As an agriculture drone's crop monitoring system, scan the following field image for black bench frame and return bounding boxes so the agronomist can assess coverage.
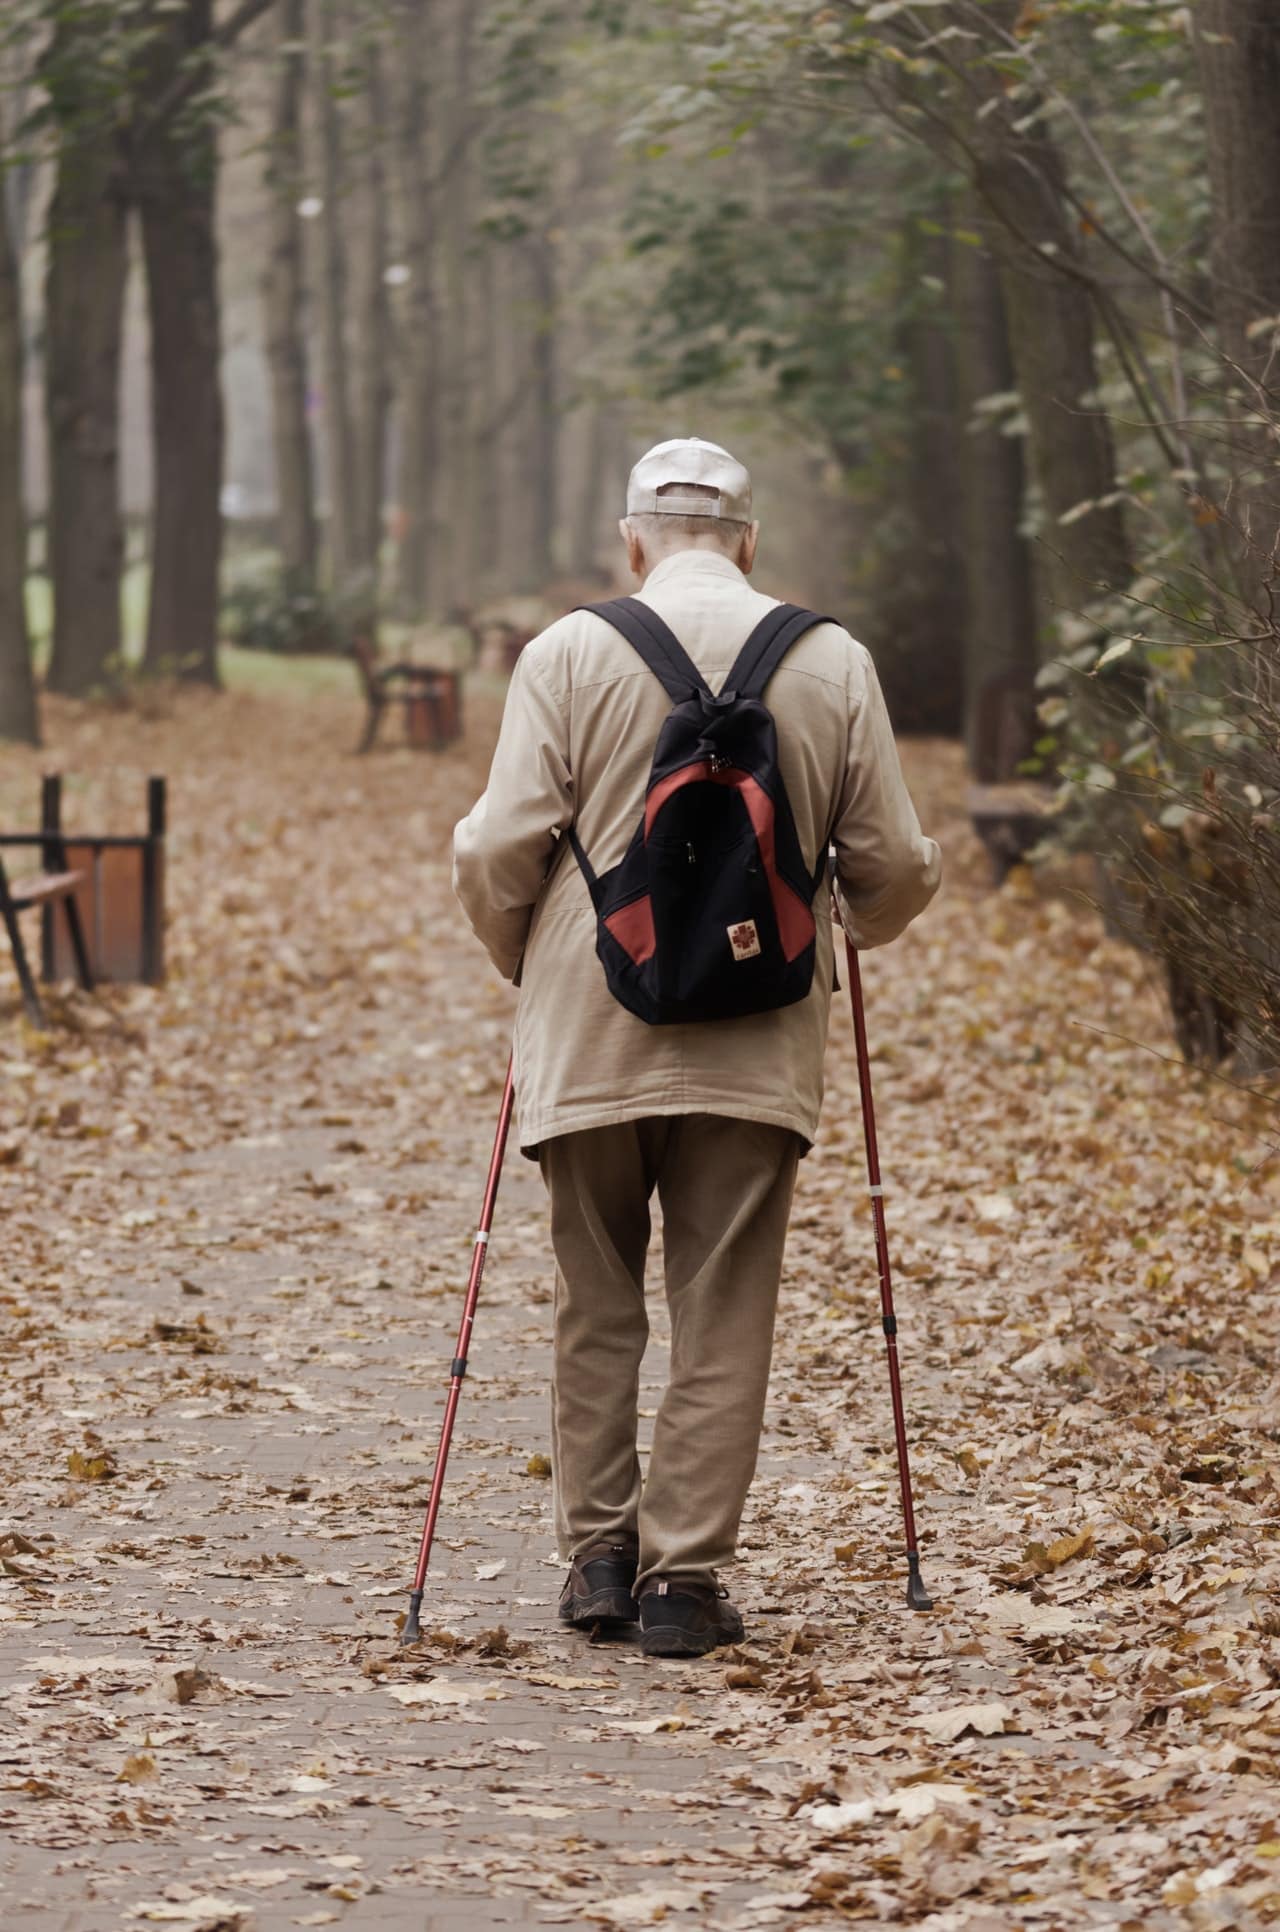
[0,781,95,1025]
[351,637,464,753]
[0,774,167,1023]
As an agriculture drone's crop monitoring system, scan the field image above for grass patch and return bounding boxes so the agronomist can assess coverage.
[220,646,360,701]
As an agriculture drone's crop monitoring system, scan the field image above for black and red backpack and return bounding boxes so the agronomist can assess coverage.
[567,595,829,1027]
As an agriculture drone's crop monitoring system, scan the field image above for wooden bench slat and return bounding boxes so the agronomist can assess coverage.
[8,870,84,910]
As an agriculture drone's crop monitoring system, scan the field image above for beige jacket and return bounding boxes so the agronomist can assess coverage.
[453,550,940,1155]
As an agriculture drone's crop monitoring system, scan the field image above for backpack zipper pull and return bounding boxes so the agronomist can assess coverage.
[686,841,696,866]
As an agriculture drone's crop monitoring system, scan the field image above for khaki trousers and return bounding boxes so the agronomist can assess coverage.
[538,1114,800,1589]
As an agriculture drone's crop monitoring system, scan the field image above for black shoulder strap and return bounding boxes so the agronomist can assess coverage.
[725,603,828,702]
[577,597,712,704]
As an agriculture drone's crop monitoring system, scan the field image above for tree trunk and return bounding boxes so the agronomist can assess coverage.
[263,0,318,597]
[0,161,37,743]
[434,0,475,614]
[463,232,498,603]
[974,136,1131,631]
[134,0,224,687]
[503,232,558,592]
[492,242,526,588]
[892,5,1132,634]
[390,0,439,618]
[865,212,965,739]
[1195,0,1280,608]
[44,118,128,697]
[953,227,1039,780]
[350,31,393,632]
[570,397,617,581]
[527,230,558,587]
[313,0,358,602]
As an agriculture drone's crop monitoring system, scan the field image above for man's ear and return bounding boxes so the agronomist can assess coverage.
[739,521,760,576]
[620,518,646,583]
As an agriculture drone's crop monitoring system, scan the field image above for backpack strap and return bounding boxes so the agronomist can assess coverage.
[566,826,600,904]
[725,603,828,702]
[578,597,712,704]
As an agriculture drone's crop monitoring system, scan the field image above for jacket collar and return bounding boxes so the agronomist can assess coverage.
[641,549,747,592]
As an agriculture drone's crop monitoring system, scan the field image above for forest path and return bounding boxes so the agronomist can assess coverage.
[1,681,1279,1931]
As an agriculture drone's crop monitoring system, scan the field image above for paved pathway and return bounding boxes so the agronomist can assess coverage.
[3,688,1278,1930]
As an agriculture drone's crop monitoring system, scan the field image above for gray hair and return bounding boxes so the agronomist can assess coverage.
[622,481,749,559]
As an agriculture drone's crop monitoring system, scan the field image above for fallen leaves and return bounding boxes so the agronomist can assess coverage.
[385,1677,507,1706]
[151,1315,220,1352]
[159,1666,216,1705]
[605,1714,688,1734]
[128,1900,248,1929]
[912,1701,1014,1743]
[1004,1522,1095,1584]
[3,705,1280,1929]
[803,1781,977,1831]
[583,1885,709,1926]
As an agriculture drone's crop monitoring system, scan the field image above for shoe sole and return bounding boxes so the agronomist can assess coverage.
[639,1621,741,1658]
[559,1586,638,1628]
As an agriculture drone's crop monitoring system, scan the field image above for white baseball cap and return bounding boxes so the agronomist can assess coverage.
[625,436,753,523]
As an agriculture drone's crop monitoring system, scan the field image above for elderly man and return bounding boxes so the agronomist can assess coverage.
[454,437,939,1657]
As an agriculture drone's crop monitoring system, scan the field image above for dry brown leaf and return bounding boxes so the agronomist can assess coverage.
[912,1701,1013,1743]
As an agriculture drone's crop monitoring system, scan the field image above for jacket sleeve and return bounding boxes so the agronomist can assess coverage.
[831,643,941,949]
[453,646,573,980]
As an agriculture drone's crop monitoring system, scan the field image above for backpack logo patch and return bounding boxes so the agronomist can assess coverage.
[727,920,761,962]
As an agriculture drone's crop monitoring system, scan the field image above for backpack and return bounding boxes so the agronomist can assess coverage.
[567,595,829,1027]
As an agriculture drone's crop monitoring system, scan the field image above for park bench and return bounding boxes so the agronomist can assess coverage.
[0,858,92,1026]
[351,636,464,754]
[0,775,166,1025]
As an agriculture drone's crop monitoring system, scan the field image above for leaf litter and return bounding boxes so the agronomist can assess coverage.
[0,690,1278,1925]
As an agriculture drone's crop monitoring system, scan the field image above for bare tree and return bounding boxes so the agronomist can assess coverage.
[1195,1,1280,613]
[43,7,128,698]
[134,0,225,685]
[312,0,358,602]
[350,21,393,630]
[953,218,1038,780]
[263,0,319,597]
[390,0,439,619]
[0,115,36,743]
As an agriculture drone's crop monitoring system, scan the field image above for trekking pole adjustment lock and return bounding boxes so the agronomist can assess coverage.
[451,1357,468,1379]
[882,1314,897,1339]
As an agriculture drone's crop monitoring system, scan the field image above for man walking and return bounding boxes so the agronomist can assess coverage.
[453,437,939,1656]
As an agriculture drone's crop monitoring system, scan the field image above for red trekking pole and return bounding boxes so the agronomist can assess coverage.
[402,1059,516,1644]
[844,937,933,1612]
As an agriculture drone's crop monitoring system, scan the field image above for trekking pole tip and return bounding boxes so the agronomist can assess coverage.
[402,1590,425,1646]
[906,1553,934,1612]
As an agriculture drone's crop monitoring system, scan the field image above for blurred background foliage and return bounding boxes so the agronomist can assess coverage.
[2,1,1280,1070]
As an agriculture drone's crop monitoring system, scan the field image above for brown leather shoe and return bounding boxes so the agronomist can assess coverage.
[637,1575,745,1657]
[558,1539,639,1627]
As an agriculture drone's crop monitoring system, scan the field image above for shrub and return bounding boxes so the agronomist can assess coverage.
[221,572,339,655]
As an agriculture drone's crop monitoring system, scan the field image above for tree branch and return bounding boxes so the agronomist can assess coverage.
[215,0,280,53]
[140,0,279,137]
